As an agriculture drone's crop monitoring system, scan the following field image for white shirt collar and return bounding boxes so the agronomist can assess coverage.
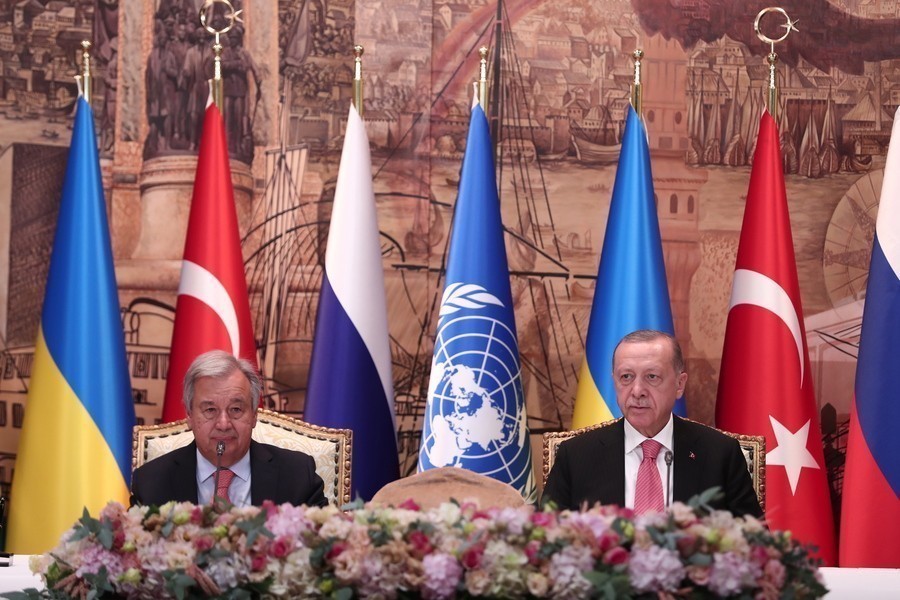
[197,446,252,483]
[624,413,674,455]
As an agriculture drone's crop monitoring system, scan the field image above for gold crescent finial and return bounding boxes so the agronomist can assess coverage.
[754,8,797,119]
[199,0,244,111]
[77,40,92,104]
[631,49,644,116]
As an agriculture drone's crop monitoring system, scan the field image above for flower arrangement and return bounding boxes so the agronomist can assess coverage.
[13,493,825,599]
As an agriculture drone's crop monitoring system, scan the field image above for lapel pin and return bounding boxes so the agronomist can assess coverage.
[689,451,696,460]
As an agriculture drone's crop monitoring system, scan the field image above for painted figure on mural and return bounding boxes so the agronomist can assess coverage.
[221,29,260,159]
[143,0,255,161]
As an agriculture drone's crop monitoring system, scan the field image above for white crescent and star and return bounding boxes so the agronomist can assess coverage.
[766,416,820,495]
[177,260,241,356]
[728,269,820,494]
[728,269,805,383]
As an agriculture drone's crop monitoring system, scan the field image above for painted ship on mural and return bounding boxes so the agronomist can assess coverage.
[683,37,893,176]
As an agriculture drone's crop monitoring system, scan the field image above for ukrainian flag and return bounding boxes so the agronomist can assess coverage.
[572,106,683,429]
[7,96,135,554]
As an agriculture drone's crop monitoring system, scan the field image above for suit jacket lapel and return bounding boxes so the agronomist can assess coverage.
[672,417,700,504]
[249,440,277,505]
[601,420,626,507]
[172,442,200,503]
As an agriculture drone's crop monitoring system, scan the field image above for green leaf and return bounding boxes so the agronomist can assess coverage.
[583,570,633,600]
[334,588,354,600]
[235,509,274,546]
[163,569,196,600]
[2,591,44,600]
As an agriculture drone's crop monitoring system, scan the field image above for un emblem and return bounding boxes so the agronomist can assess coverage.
[419,284,534,498]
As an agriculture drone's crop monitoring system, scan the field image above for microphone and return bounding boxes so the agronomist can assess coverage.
[664,451,673,508]
[212,441,225,506]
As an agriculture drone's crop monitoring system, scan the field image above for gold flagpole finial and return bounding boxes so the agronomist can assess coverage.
[754,7,798,119]
[478,46,489,108]
[200,0,243,112]
[353,45,364,117]
[631,49,644,116]
[76,40,92,104]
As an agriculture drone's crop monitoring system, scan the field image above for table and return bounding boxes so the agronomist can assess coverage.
[819,567,900,598]
[0,560,897,597]
[0,555,42,595]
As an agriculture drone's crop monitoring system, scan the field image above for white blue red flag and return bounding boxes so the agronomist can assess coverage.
[418,101,536,502]
[305,103,398,501]
[840,107,900,567]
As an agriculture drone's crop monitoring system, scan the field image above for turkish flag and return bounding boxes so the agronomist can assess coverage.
[162,103,258,422]
[716,112,836,565]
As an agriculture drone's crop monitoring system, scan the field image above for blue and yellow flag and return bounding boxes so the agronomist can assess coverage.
[418,102,535,502]
[572,106,684,429]
[7,97,135,554]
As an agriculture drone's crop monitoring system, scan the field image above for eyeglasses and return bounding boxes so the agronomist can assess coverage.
[195,403,253,422]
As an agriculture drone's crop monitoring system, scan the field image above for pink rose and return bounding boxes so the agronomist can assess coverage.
[261,500,278,514]
[327,541,348,561]
[524,540,542,565]
[531,512,555,528]
[461,544,484,569]
[408,530,433,557]
[763,559,786,588]
[398,498,421,511]
[270,536,291,559]
[603,546,629,566]
[112,529,126,551]
[676,534,698,557]
[193,535,216,552]
[598,531,620,553]
[251,553,268,572]
[190,506,204,524]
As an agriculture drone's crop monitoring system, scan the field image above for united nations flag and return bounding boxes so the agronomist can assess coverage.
[418,101,536,502]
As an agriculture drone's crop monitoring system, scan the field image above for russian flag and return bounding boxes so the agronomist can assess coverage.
[840,107,900,567]
[305,103,399,501]
[7,97,135,553]
[572,106,684,429]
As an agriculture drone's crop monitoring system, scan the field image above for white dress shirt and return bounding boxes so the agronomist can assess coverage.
[623,414,675,509]
[196,448,252,507]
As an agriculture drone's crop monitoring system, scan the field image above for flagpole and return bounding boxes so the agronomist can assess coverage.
[75,40,92,104]
[753,7,799,119]
[631,49,643,116]
[478,46,489,109]
[353,45,365,116]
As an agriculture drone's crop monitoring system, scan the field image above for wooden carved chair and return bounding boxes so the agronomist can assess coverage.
[133,408,352,506]
[542,419,766,512]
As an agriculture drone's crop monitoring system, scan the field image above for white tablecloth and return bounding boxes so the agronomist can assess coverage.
[819,567,900,598]
[0,556,42,596]
[0,559,897,597]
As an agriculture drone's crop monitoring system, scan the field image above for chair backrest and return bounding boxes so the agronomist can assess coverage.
[133,409,352,506]
[370,466,526,510]
[542,419,766,512]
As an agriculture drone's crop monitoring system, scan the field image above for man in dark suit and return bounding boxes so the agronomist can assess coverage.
[543,330,761,517]
[131,350,327,508]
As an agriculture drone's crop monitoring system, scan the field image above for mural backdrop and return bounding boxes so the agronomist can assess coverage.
[0,0,891,530]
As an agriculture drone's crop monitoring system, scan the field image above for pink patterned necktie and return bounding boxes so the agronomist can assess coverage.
[634,439,665,515]
[215,468,235,504]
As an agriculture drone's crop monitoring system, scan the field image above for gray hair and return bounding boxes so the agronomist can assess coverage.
[182,350,263,413]
[613,329,685,374]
